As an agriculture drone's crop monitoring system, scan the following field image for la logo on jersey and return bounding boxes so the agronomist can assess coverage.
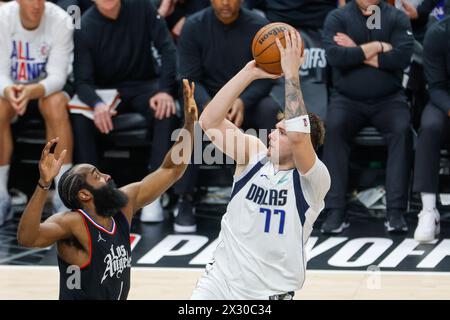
[10,40,49,83]
[101,244,131,284]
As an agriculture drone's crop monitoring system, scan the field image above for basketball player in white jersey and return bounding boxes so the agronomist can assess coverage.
[192,29,331,300]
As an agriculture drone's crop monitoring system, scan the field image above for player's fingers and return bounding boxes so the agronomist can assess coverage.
[191,82,195,96]
[56,149,67,165]
[290,29,299,50]
[296,30,302,51]
[182,78,190,96]
[275,38,284,54]
[284,30,291,49]
[41,141,51,159]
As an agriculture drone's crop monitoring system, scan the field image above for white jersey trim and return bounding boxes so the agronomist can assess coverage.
[233,151,268,182]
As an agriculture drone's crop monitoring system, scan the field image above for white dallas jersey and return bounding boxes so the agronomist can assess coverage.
[212,152,330,299]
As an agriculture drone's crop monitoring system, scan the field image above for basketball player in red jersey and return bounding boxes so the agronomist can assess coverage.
[17,79,198,300]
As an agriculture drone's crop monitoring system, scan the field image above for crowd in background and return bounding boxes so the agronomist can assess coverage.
[0,0,449,242]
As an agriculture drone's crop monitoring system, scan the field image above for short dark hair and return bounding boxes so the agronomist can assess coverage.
[57,167,88,210]
[277,112,325,151]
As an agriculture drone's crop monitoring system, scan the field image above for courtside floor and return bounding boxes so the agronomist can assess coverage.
[1,206,450,299]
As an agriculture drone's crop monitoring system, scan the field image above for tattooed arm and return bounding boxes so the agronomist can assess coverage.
[276,30,317,174]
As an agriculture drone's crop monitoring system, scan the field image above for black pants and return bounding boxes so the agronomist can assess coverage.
[413,103,450,193]
[72,82,178,172]
[173,86,280,195]
[322,91,412,211]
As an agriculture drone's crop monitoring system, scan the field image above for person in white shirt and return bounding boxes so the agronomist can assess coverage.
[0,0,74,224]
[193,29,331,300]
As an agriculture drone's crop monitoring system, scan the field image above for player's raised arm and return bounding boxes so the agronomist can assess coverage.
[121,80,197,219]
[17,138,74,248]
[276,29,316,174]
[198,61,279,169]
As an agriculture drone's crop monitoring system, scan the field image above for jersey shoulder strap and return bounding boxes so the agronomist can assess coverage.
[292,169,310,227]
[230,155,269,200]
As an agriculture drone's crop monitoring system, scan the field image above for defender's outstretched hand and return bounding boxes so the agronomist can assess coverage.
[182,78,198,125]
[38,137,67,186]
[275,29,305,78]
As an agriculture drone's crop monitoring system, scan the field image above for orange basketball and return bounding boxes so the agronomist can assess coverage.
[252,22,303,75]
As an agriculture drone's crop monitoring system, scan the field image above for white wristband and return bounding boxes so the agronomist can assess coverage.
[285,115,310,133]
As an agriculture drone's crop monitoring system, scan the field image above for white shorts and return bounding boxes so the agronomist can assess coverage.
[191,263,236,300]
[191,263,295,300]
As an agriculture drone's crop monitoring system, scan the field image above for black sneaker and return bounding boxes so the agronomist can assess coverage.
[321,209,349,234]
[385,210,408,233]
[174,196,197,233]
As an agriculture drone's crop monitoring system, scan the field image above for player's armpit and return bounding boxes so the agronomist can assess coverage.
[201,119,267,167]
[18,211,75,248]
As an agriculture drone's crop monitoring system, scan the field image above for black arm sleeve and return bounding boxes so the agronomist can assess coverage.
[322,10,366,68]
[148,1,177,94]
[73,30,103,107]
[378,12,414,71]
[423,23,450,114]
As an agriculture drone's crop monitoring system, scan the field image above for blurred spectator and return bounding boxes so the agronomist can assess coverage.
[0,0,74,222]
[321,0,414,234]
[153,0,210,38]
[412,16,450,242]
[396,0,447,42]
[175,0,278,232]
[245,0,340,120]
[73,0,178,223]
[245,0,339,29]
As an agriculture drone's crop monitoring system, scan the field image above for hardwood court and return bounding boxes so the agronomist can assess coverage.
[0,266,449,300]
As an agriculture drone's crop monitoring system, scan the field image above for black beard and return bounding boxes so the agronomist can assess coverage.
[85,180,128,217]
